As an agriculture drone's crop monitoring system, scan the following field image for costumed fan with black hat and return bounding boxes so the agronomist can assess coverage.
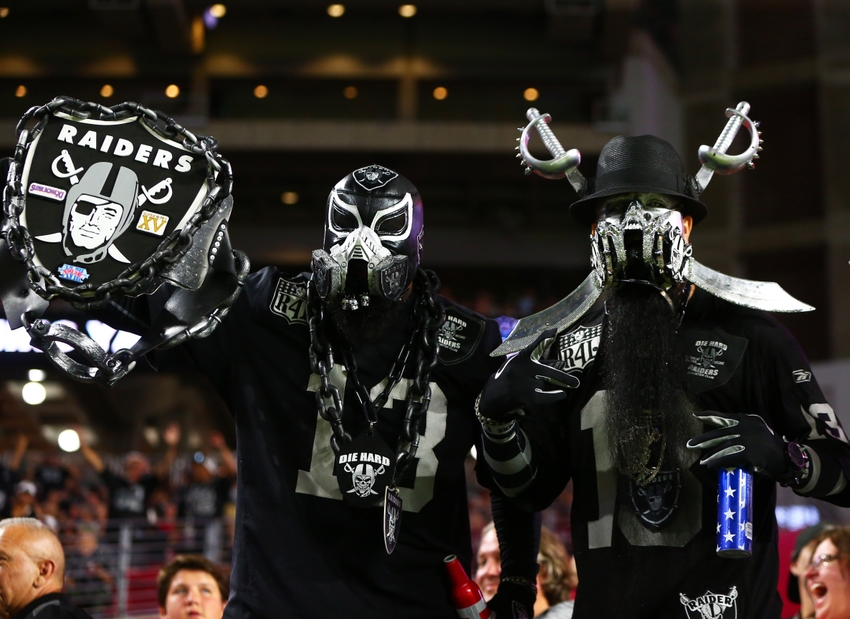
[475,105,850,619]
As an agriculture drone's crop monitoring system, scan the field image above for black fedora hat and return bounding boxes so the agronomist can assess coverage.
[569,135,708,226]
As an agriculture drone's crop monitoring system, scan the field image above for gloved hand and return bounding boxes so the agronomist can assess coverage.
[487,579,537,619]
[687,411,788,479]
[478,329,579,422]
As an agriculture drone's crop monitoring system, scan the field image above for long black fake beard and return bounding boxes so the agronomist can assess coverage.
[601,283,695,482]
[325,294,412,349]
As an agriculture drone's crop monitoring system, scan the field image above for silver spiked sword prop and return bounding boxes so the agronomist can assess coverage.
[494,102,812,357]
[694,101,763,191]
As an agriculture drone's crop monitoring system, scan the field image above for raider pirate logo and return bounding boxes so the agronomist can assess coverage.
[629,469,681,528]
[352,165,398,191]
[21,111,208,288]
[333,432,396,508]
[679,586,738,619]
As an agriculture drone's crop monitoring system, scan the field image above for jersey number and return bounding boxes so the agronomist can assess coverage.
[296,369,447,513]
[581,390,701,549]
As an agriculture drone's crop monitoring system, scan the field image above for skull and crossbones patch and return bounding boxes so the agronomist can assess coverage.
[333,432,396,508]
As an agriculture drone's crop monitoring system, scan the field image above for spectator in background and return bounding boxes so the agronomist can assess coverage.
[179,430,237,556]
[0,517,92,619]
[805,525,850,619]
[35,454,70,500]
[475,522,502,603]
[180,430,237,523]
[78,424,179,522]
[64,525,114,617]
[475,522,577,618]
[0,435,28,519]
[535,527,577,619]
[157,555,228,619]
[789,523,835,619]
[10,481,38,519]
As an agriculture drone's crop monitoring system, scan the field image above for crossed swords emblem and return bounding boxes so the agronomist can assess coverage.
[36,150,175,264]
[51,149,175,206]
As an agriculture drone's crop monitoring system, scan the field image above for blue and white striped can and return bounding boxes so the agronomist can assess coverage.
[716,467,753,558]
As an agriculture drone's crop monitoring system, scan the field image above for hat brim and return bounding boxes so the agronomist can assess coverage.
[570,185,708,226]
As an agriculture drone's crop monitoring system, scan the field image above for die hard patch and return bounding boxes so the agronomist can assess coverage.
[681,329,747,394]
[437,309,485,365]
[556,323,601,372]
[269,278,307,325]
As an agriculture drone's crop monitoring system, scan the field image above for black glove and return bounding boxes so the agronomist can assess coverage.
[487,579,537,619]
[687,411,789,479]
[478,329,579,422]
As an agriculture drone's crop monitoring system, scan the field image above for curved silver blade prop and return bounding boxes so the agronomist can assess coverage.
[687,261,813,313]
[0,96,248,385]
[695,101,763,190]
[493,272,600,356]
[495,102,811,357]
[518,107,586,194]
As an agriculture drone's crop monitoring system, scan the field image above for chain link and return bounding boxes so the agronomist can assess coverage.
[395,270,444,481]
[306,269,445,483]
[307,282,350,454]
[2,96,233,310]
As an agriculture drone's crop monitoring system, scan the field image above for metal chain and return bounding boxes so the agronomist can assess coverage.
[306,268,446,480]
[1,95,233,310]
[395,269,444,482]
[306,281,350,455]
[340,323,415,427]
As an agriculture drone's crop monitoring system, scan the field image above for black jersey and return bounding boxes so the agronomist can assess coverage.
[486,288,850,619]
[156,267,502,619]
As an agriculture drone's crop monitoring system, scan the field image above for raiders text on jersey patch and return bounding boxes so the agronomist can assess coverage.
[681,330,747,394]
[556,324,601,372]
[269,278,307,325]
[437,309,484,365]
[679,586,738,619]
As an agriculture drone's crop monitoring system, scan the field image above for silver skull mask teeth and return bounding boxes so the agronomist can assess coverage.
[590,199,693,292]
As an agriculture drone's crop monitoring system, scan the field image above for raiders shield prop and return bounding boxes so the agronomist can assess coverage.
[1,97,248,385]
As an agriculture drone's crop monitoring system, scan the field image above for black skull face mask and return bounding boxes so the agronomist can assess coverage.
[311,165,424,310]
[590,192,693,295]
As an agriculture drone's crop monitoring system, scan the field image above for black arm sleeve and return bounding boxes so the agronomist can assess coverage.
[490,491,541,582]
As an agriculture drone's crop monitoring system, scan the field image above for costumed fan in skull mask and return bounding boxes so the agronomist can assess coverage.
[476,106,850,619]
[101,164,540,619]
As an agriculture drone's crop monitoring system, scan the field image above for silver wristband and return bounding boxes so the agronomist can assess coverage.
[475,393,518,436]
